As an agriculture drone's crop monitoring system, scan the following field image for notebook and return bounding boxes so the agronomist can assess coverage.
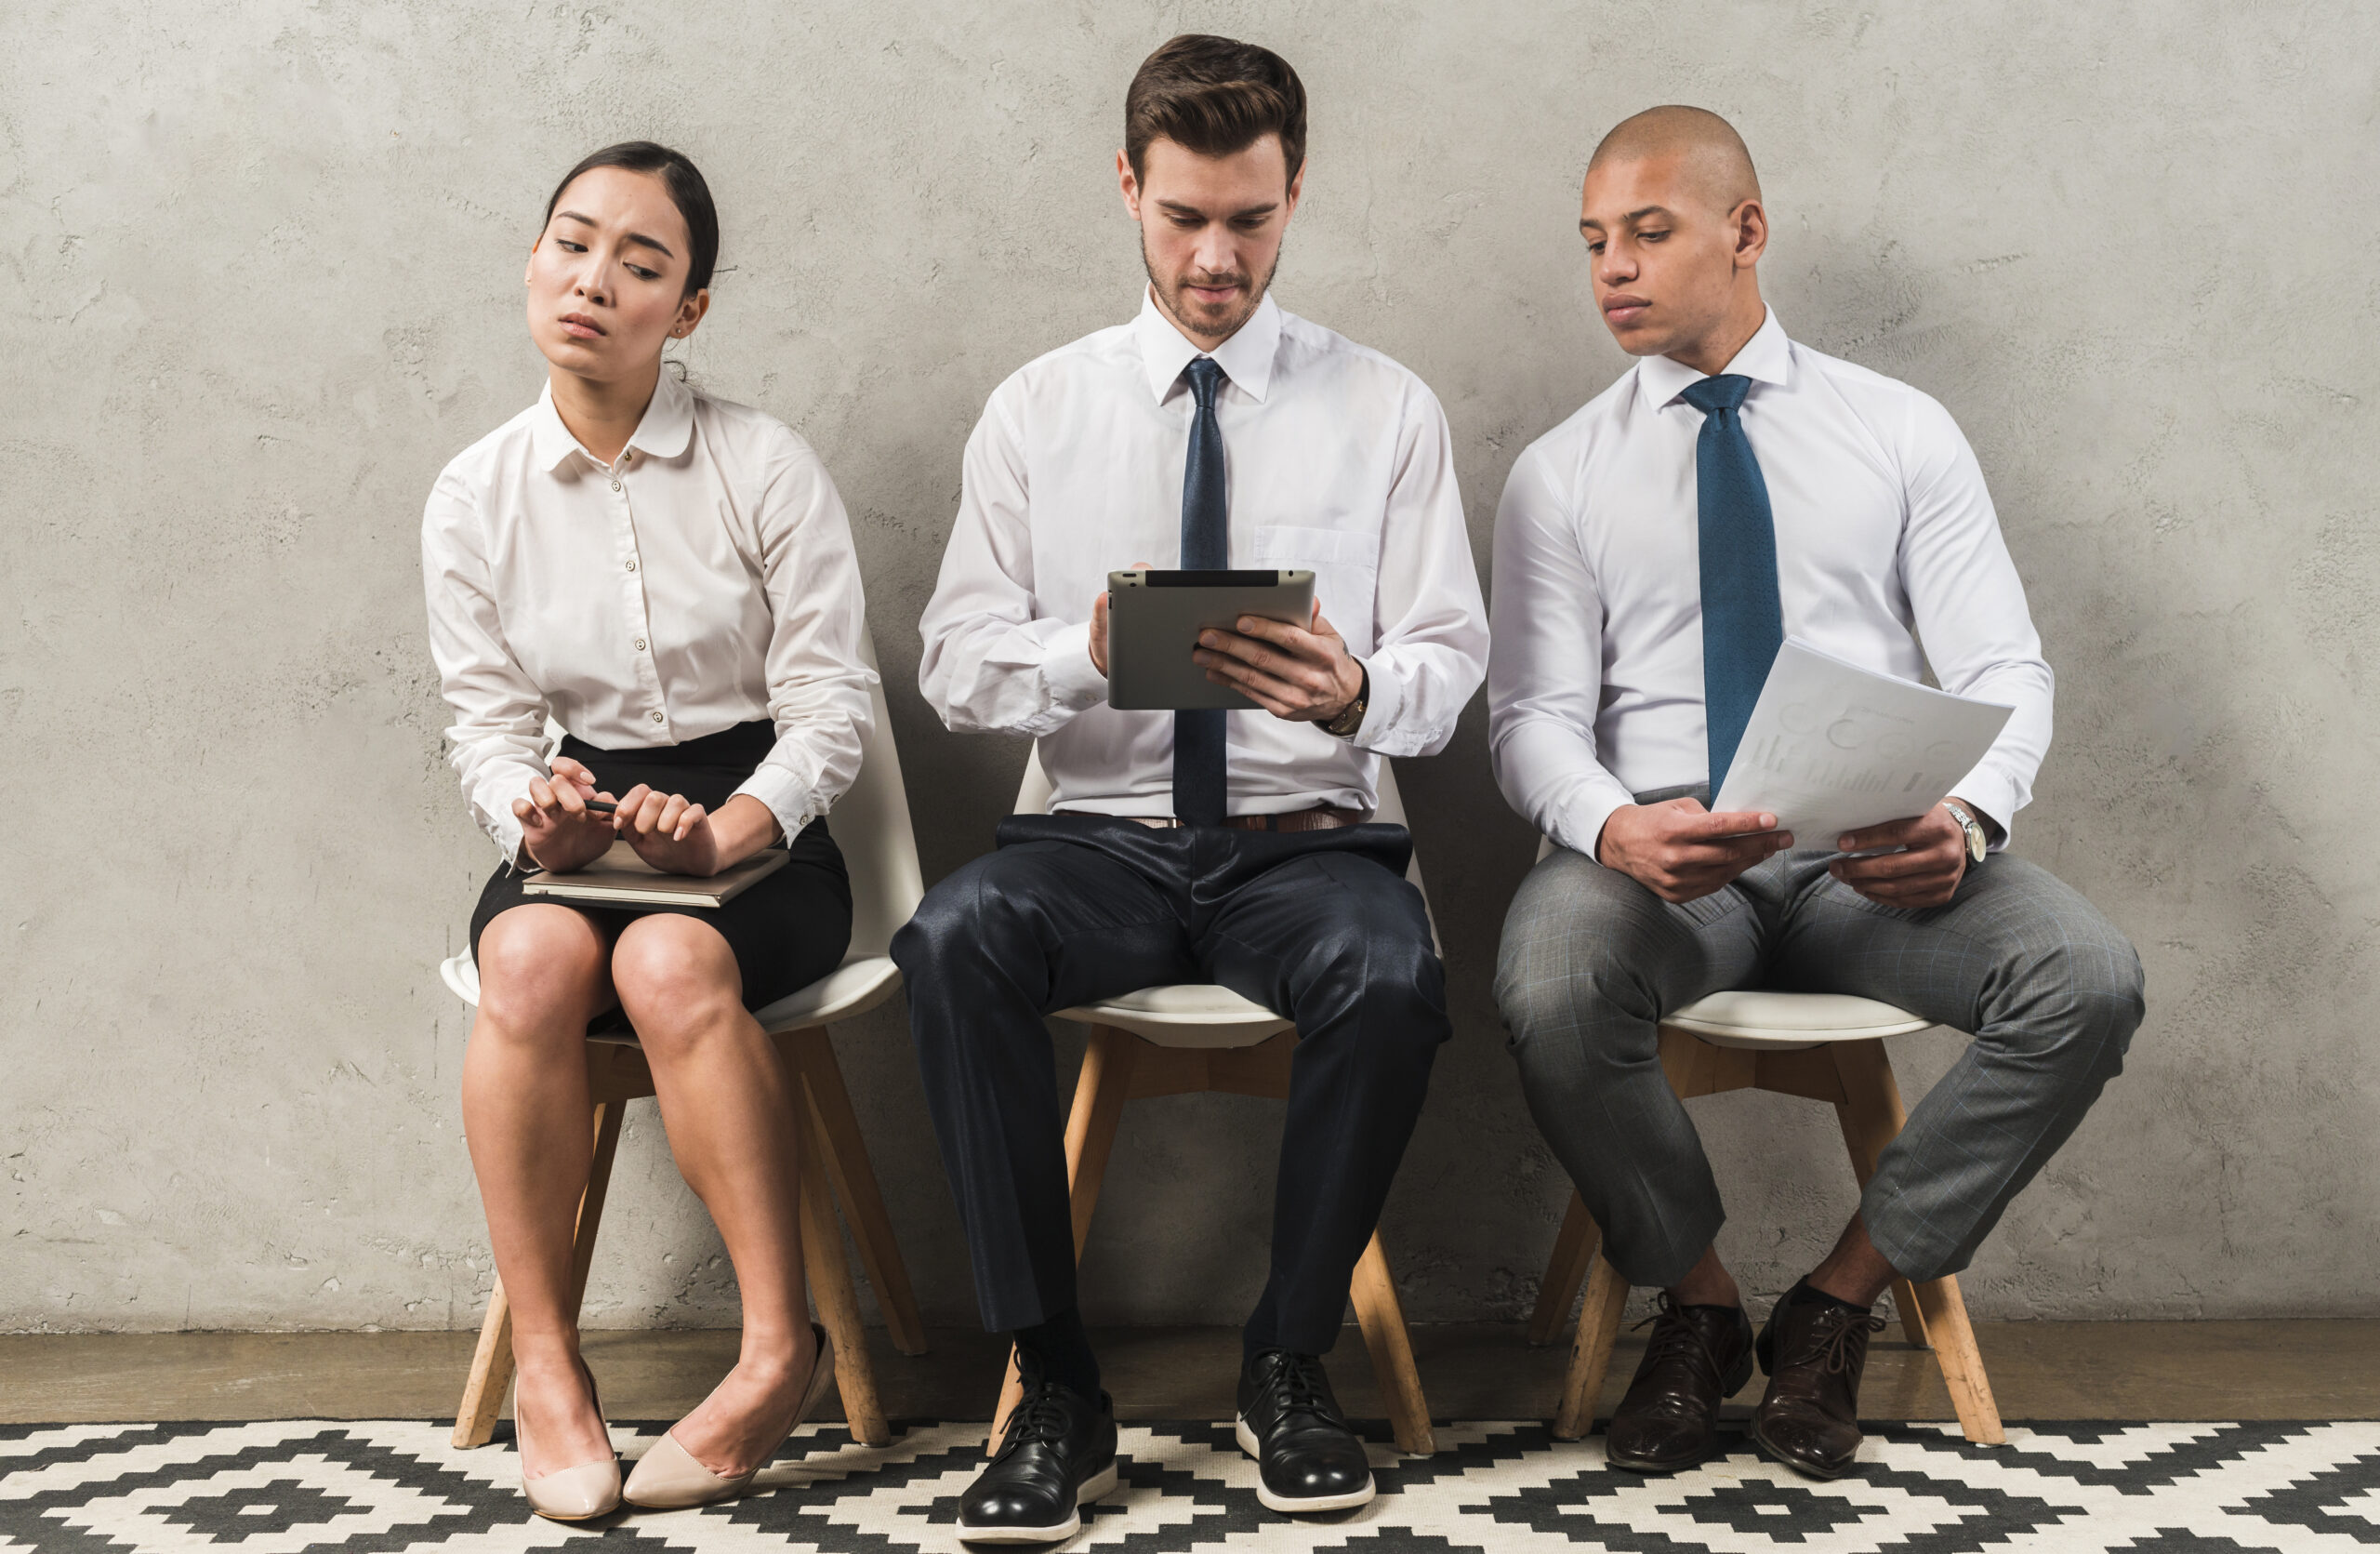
[520,840,788,910]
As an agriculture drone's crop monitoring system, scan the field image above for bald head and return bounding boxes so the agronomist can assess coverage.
[1588,105,1761,217]
[1577,105,1770,370]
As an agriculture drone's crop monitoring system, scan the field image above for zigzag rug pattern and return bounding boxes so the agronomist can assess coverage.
[5,1417,2375,1552]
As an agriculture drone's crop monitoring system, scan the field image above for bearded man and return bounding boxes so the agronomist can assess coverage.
[894,33,1487,1543]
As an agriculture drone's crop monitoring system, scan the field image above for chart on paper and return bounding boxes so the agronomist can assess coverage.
[1712,637,2013,845]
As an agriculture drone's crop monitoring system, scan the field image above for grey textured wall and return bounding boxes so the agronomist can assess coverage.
[5,0,2373,1335]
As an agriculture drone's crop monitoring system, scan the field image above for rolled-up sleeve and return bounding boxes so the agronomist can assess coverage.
[1488,442,1638,858]
[732,430,877,843]
[1349,382,1488,758]
[917,382,1110,735]
[422,471,548,866]
[1896,392,2053,844]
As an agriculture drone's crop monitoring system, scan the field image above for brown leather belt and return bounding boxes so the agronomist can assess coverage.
[1130,805,1368,833]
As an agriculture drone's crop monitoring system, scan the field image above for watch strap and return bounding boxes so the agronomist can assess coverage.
[1941,799,1989,865]
[1323,663,1370,738]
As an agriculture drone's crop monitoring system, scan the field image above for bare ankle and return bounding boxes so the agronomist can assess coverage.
[1669,1245,1741,1309]
[734,1327,819,1385]
[513,1335,585,1375]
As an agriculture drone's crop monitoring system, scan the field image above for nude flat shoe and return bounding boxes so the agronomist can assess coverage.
[624,1323,837,1510]
[521,1359,622,1522]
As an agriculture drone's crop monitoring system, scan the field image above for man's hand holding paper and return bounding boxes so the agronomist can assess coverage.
[1596,798,1794,903]
[1710,636,2012,887]
[1827,804,1975,908]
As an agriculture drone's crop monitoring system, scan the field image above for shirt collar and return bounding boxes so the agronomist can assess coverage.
[1634,306,1792,413]
[1133,287,1282,405]
[528,368,697,472]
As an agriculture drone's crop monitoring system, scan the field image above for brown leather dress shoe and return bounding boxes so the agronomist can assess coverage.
[1604,1294,1756,1473]
[1751,1284,1887,1479]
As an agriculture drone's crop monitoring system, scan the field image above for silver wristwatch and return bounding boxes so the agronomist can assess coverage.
[1940,799,1989,866]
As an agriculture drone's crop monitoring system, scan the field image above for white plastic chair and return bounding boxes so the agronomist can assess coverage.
[441,631,926,1450]
[985,746,1438,1455]
[1519,841,2005,1445]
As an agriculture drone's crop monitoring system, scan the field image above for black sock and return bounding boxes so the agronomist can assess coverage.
[1012,1307,1101,1400]
[1786,1278,1872,1315]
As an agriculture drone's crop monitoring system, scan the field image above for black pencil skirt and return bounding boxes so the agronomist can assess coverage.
[468,720,853,1023]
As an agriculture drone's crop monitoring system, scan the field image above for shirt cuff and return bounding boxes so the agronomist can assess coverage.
[1041,620,1109,713]
[732,765,821,845]
[1561,785,1633,866]
[1946,765,2021,850]
[491,812,528,870]
[1346,655,1400,750]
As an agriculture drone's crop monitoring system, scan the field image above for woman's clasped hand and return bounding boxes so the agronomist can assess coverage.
[511,753,726,876]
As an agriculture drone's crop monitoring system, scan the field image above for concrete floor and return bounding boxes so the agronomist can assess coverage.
[5,1321,2375,1425]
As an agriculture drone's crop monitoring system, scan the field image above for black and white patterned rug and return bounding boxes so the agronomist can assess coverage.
[5,1417,2375,1552]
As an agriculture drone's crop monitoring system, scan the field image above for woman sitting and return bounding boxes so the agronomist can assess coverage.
[420,140,872,1521]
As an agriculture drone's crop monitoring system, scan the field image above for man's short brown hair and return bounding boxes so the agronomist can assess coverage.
[1125,33,1306,186]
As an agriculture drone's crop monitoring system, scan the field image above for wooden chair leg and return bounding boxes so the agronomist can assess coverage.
[1527,1193,1599,1348]
[1910,1274,2003,1443]
[1891,1277,1934,1350]
[1063,1027,1140,1255]
[1830,1038,2003,1443]
[989,1026,1142,1453]
[451,1276,514,1450]
[1348,1231,1435,1455]
[1551,1255,1631,1441]
[798,1116,890,1446]
[786,1029,929,1357]
[454,1085,627,1448]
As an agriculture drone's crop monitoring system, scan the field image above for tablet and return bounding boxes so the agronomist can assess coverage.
[1106,569,1316,711]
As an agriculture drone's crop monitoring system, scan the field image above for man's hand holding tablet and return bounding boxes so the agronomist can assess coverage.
[1190,603,1361,723]
[1092,564,1359,723]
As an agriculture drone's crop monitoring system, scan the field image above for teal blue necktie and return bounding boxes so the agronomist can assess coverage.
[1680,374,1783,799]
[1174,357,1227,826]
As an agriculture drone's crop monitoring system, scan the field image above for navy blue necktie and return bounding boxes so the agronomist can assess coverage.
[1680,374,1783,799]
[1173,357,1227,826]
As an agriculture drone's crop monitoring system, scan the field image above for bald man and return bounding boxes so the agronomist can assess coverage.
[1488,108,2144,1479]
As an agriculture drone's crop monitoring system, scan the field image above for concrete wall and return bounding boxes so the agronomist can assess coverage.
[4,0,2373,1335]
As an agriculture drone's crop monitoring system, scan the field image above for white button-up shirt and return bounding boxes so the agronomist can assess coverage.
[422,370,875,863]
[1489,310,2053,857]
[918,291,1488,816]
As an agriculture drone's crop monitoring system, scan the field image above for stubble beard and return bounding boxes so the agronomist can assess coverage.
[1143,231,1281,346]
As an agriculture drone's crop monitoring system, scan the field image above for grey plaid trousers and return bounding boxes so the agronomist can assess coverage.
[1494,841,2145,1286]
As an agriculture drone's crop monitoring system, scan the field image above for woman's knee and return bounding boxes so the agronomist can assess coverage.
[475,906,606,1037]
[610,915,746,1049]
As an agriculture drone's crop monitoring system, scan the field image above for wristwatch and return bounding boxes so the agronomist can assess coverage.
[1940,799,1990,867]
[1321,663,1370,738]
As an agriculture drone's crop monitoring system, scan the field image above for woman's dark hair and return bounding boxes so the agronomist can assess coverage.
[541,140,720,299]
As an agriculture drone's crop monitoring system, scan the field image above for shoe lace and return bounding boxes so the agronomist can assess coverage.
[996,1381,1076,1461]
[1630,1293,1731,1393]
[1260,1351,1344,1427]
[1785,1302,1888,1375]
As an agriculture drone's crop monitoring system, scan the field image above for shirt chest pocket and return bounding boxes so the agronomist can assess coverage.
[1247,525,1381,651]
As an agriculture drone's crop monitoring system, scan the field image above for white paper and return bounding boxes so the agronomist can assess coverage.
[1711,637,2013,845]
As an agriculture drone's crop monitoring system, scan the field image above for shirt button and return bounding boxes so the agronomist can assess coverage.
[610,479,622,492]
[626,558,638,572]
[633,637,647,652]
[650,711,665,724]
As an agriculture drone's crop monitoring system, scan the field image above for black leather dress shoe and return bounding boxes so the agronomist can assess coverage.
[1236,1349,1376,1514]
[1605,1294,1755,1473]
[1751,1283,1886,1480]
[959,1361,1118,1544]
